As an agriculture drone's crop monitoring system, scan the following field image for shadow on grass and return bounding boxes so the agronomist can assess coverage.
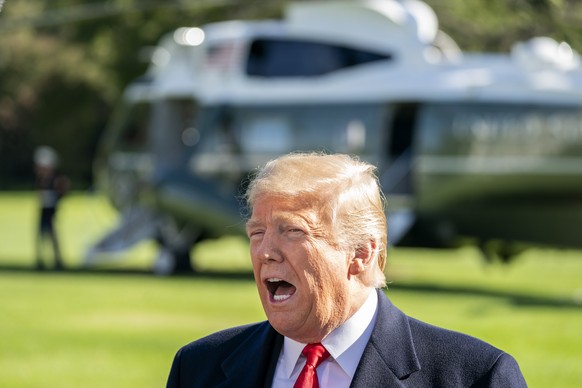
[389,282,582,309]
[0,263,580,309]
[0,262,255,281]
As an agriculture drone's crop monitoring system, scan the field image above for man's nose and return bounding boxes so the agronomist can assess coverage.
[256,232,283,263]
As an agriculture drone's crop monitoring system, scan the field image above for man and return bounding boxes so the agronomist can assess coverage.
[167,152,527,387]
[34,146,69,270]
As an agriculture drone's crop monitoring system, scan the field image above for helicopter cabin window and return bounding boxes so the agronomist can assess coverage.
[234,104,384,159]
[189,104,384,179]
[246,38,392,77]
[240,117,291,153]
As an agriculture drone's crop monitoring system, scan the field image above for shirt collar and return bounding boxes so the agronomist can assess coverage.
[281,289,378,379]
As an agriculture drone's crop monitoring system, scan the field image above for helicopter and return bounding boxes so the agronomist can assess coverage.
[86,0,582,274]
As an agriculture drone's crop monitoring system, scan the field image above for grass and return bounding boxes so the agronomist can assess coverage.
[0,192,581,387]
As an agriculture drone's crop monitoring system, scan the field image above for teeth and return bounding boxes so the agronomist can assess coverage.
[274,294,291,301]
[265,278,293,302]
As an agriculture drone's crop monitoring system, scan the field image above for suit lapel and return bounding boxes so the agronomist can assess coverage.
[218,321,283,388]
[350,289,421,387]
[214,290,419,387]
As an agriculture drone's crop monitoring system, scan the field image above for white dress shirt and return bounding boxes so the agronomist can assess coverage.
[271,289,379,388]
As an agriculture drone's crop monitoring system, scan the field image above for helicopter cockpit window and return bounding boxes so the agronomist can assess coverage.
[246,38,392,77]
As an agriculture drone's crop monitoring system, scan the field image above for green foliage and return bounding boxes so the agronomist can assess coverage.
[427,0,582,52]
[0,0,284,189]
[0,193,581,387]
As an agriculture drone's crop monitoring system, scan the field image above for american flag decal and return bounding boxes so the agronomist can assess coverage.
[204,41,243,71]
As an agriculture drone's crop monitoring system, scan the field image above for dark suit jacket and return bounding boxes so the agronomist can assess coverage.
[167,289,527,387]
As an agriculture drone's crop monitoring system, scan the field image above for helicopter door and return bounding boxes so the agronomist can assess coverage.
[150,98,198,174]
[382,103,418,195]
[381,103,419,246]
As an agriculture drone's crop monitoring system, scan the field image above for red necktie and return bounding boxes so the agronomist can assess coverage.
[293,343,330,388]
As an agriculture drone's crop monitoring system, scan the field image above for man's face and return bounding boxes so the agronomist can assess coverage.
[247,195,355,343]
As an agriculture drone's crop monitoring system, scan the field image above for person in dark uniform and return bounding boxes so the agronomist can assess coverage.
[34,146,70,270]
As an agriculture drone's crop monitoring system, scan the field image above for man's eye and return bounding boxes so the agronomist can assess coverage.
[249,230,264,238]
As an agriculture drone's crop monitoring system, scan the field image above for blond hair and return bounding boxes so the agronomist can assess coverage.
[245,152,387,288]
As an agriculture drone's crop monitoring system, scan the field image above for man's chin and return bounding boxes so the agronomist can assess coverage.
[266,310,299,334]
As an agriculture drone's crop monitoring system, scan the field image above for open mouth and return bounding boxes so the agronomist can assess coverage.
[266,278,296,302]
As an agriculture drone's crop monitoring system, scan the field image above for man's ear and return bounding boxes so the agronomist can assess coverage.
[348,239,377,276]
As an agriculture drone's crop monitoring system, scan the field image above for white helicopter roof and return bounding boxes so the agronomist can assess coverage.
[130,0,582,106]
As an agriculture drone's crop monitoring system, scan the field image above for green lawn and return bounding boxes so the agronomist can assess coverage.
[1,193,581,387]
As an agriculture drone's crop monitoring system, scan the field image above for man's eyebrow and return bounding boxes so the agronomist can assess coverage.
[246,215,304,229]
[245,219,263,230]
